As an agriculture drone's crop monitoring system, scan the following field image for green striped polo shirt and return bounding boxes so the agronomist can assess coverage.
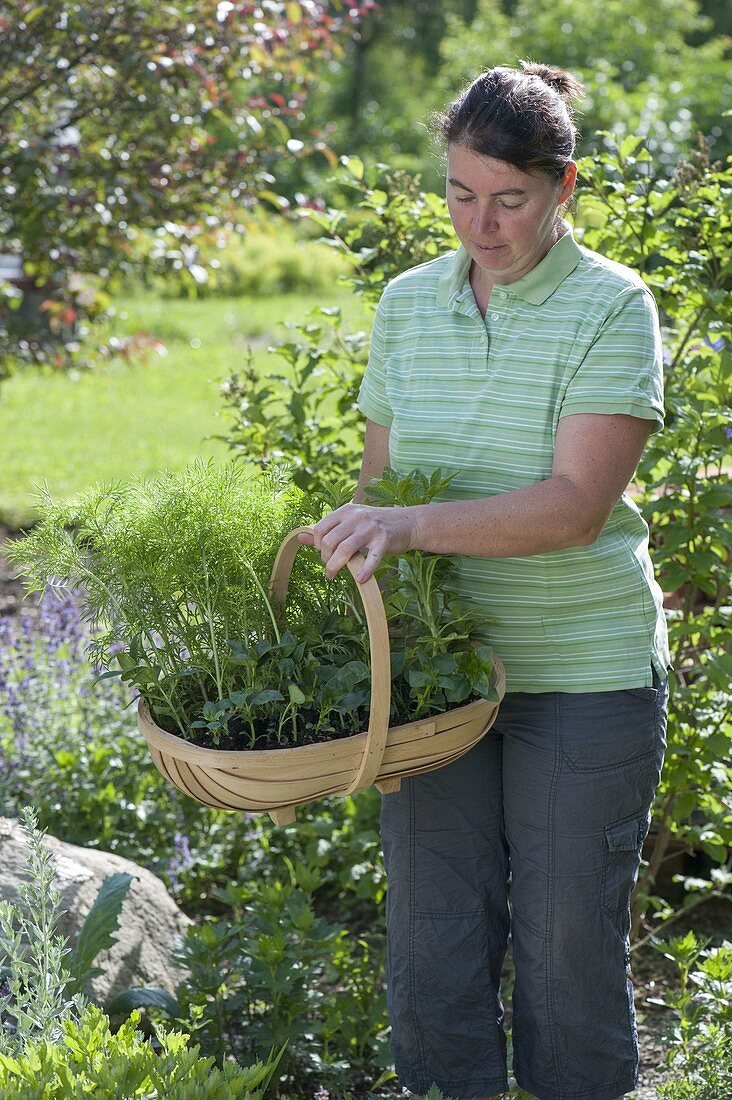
[357,227,670,693]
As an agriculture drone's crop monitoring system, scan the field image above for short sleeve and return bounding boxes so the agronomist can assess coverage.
[559,285,665,433]
[356,292,393,428]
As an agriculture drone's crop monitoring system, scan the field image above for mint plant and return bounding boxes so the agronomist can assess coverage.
[653,931,732,1098]
[365,467,498,720]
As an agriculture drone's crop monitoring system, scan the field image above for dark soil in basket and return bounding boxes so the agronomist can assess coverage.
[150,702,373,751]
[149,695,485,752]
[149,700,435,752]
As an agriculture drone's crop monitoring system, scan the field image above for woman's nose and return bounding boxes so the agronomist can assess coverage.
[473,205,499,234]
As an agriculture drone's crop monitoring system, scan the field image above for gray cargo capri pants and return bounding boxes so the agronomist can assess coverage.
[380,671,668,1100]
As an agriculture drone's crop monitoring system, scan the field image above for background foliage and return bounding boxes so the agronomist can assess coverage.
[305,0,730,186]
[0,0,367,372]
[1,0,730,1093]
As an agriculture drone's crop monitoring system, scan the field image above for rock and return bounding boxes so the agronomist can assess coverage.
[0,816,192,1006]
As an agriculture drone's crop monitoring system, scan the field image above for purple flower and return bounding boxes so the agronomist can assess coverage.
[167,831,195,887]
[174,832,193,866]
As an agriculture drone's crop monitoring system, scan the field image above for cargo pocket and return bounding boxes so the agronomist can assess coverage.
[600,812,650,942]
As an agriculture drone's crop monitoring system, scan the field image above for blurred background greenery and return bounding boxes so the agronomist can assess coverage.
[0,0,729,526]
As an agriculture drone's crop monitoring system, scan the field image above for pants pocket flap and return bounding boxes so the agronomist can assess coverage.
[604,814,647,852]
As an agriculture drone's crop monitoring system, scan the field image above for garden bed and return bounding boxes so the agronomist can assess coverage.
[2,524,730,1097]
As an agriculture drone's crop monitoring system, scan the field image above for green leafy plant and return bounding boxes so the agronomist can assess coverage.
[366,468,498,720]
[319,933,391,1079]
[652,931,732,1098]
[0,1002,284,1099]
[115,856,389,1096]
[303,157,457,308]
[7,460,497,752]
[0,808,131,1047]
[65,873,133,1001]
[220,307,368,495]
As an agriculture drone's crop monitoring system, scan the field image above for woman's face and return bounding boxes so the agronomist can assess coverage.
[446,143,577,291]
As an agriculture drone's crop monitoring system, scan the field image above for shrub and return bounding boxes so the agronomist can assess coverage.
[164,863,390,1093]
[577,138,732,938]
[0,1003,283,1099]
[220,307,367,495]
[152,221,352,300]
[655,931,732,1099]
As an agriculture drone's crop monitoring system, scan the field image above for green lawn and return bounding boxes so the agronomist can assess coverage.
[1,286,368,527]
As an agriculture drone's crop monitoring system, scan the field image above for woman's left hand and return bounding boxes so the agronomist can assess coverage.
[297,504,418,583]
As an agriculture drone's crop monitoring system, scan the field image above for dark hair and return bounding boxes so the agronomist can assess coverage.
[434,62,584,181]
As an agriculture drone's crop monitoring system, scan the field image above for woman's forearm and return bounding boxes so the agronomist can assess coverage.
[298,412,648,579]
[410,474,602,558]
[298,474,602,581]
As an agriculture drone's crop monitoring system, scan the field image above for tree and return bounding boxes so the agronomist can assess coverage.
[439,0,731,166]
[0,0,372,372]
[304,0,479,185]
[303,0,729,192]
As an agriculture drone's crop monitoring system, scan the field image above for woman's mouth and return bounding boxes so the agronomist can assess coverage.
[476,244,506,253]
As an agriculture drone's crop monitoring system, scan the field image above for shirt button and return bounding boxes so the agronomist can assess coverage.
[498,290,507,299]
[490,312,500,321]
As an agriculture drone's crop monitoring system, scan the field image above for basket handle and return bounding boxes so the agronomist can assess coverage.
[267,526,392,797]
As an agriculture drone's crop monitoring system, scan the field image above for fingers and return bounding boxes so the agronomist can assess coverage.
[296,505,399,583]
[355,545,382,584]
[297,510,382,582]
[322,529,380,581]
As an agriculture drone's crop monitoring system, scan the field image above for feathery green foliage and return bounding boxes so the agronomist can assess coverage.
[7,461,322,739]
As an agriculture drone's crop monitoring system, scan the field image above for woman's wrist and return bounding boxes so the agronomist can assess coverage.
[407,504,429,553]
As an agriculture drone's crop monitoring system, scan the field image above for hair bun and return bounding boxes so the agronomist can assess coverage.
[519,61,585,108]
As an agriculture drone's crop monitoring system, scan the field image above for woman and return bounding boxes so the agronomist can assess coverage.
[299,62,670,1100]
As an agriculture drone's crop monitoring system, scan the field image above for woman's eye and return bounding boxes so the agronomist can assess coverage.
[455,195,474,203]
[499,202,522,210]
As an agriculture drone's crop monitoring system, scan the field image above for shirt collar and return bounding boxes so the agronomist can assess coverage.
[436,225,582,308]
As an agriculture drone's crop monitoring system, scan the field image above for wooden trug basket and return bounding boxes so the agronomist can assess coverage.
[138,527,505,825]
